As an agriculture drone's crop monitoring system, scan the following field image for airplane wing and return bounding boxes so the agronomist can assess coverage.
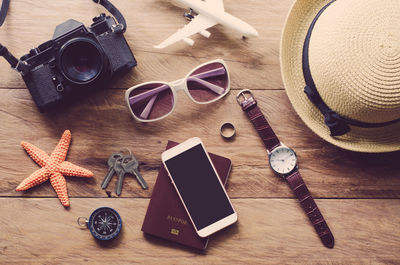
[154,14,217,49]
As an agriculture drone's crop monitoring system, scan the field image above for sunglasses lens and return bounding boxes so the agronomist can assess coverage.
[187,62,229,102]
[127,83,174,121]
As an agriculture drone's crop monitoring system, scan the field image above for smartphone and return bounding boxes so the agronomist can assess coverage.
[161,137,237,238]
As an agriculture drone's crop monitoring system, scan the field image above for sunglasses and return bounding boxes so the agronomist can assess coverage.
[125,59,230,122]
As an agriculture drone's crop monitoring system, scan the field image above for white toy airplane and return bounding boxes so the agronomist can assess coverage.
[154,0,258,49]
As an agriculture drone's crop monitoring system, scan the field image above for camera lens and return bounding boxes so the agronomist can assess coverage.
[59,38,106,85]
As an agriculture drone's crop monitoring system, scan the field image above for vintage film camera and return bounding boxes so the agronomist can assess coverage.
[0,0,136,112]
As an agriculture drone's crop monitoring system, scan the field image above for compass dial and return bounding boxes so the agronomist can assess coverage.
[269,147,297,175]
[88,207,122,240]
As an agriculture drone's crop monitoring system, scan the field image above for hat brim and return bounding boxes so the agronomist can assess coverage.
[280,0,400,153]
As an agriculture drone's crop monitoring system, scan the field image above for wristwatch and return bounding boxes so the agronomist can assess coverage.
[236,89,334,249]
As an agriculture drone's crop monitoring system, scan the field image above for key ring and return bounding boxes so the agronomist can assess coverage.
[119,147,132,158]
[77,216,88,227]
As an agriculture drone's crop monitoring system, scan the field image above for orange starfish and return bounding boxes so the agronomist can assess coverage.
[16,130,93,207]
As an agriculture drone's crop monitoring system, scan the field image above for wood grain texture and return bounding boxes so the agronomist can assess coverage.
[0,0,288,89]
[0,0,399,264]
[1,89,399,199]
[0,198,399,265]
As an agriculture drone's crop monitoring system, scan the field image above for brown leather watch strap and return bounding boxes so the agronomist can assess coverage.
[286,170,335,248]
[237,89,334,248]
[238,92,280,152]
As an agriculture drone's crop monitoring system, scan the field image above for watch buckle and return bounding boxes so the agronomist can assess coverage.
[236,89,254,105]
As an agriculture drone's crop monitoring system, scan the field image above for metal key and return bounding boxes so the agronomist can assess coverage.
[114,155,148,195]
[101,153,123,189]
[113,156,129,196]
[123,154,148,190]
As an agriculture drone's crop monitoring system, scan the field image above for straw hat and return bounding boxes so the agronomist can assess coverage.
[280,0,400,153]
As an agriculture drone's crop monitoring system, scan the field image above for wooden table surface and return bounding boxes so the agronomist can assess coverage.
[1,0,399,264]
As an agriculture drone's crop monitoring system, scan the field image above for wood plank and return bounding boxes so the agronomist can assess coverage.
[0,0,291,89]
[1,89,399,199]
[0,198,398,264]
[1,1,398,264]
[0,52,284,90]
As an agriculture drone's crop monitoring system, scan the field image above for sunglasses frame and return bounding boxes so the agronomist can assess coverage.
[125,59,230,122]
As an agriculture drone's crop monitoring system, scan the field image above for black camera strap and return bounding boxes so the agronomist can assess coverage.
[0,0,10,26]
[0,0,29,72]
[0,0,31,73]
[93,0,127,32]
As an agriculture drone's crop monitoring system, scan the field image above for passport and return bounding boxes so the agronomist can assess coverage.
[141,141,232,250]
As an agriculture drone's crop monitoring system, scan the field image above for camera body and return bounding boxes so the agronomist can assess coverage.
[21,14,136,111]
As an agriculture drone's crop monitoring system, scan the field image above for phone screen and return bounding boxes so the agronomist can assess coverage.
[164,144,234,230]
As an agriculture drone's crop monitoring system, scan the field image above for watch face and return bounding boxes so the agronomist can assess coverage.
[269,147,297,175]
[88,207,122,241]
